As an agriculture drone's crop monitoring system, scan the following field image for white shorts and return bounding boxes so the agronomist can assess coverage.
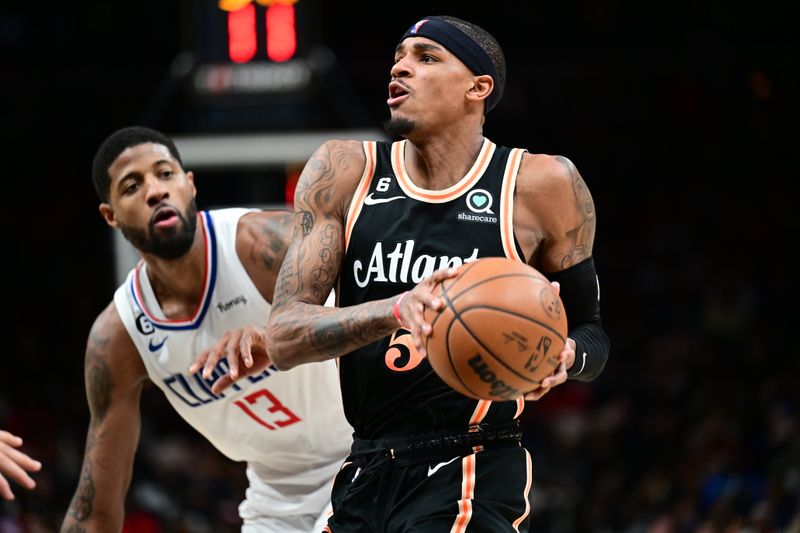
[241,500,332,532]
[238,462,336,532]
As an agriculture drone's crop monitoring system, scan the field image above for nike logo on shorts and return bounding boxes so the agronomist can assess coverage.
[427,456,459,477]
[363,193,405,205]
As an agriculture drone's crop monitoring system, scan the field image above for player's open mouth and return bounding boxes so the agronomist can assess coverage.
[387,82,410,106]
[153,206,179,228]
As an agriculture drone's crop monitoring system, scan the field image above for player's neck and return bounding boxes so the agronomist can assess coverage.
[141,228,206,309]
[405,133,485,190]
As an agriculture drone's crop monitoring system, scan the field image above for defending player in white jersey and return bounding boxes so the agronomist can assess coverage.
[61,126,352,533]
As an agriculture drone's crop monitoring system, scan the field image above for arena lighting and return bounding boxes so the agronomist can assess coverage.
[221,0,299,63]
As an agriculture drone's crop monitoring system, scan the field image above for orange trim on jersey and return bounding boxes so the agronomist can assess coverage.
[344,141,377,252]
[450,454,477,533]
[468,400,492,425]
[392,139,496,203]
[334,280,342,371]
[321,503,334,533]
[500,148,526,263]
[512,450,533,532]
[514,396,526,419]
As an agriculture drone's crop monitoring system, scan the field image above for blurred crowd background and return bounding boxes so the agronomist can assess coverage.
[1,1,798,532]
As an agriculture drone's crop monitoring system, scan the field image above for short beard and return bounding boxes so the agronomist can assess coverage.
[383,117,415,138]
[120,200,198,260]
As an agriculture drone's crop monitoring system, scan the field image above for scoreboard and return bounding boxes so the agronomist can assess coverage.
[113,1,386,284]
[218,0,301,63]
[186,0,321,106]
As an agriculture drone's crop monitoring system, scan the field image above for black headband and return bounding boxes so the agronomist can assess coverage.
[399,17,503,113]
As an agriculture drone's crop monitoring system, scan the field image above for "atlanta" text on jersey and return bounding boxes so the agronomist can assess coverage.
[353,239,479,287]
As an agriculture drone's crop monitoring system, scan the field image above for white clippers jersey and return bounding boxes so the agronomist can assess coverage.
[113,208,352,521]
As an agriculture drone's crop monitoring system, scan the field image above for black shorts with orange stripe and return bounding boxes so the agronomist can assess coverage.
[322,422,533,533]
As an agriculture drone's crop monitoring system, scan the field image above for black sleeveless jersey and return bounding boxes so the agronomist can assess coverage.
[338,138,529,439]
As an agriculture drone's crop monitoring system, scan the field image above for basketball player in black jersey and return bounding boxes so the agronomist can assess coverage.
[259,15,609,532]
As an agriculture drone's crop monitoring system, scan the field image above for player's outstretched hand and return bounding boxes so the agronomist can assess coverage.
[189,325,272,394]
[524,281,576,401]
[394,267,460,358]
[0,430,41,501]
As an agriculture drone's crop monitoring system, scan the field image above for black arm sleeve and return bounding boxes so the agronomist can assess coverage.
[545,257,610,382]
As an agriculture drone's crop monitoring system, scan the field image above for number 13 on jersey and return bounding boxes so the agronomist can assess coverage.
[235,388,301,429]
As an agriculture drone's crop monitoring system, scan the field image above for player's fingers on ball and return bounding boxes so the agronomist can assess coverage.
[541,375,560,389]
[411,328,426,357]
[401,296,418,329]
[524,388,544,401]
[432,267,459,281]
[425,288,444,310]
[416,341,427,358]
[548,365,568,387]
[414,306,432,337]
[416,298,428,320]
[421,322,432,336]
[550,281,560,295]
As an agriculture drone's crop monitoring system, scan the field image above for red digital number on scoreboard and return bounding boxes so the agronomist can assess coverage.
[219,0,299,63]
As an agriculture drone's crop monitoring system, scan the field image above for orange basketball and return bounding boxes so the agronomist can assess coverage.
[423,257,568,401]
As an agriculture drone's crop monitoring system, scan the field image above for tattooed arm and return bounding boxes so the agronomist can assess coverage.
[61,303,147,532]
[237,209,294,304]
[513,154,596,273]
[514,154,609,394]
[262,140,394,369]
[263,140,452,369]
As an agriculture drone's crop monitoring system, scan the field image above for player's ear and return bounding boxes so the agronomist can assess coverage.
[98,203,119,229]
[186,170,197,197]
[467,74,494,105]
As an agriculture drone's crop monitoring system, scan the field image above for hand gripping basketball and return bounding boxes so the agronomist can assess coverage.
[522,281,575,401]
[422,257,570,401]
[393,267,461,359]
